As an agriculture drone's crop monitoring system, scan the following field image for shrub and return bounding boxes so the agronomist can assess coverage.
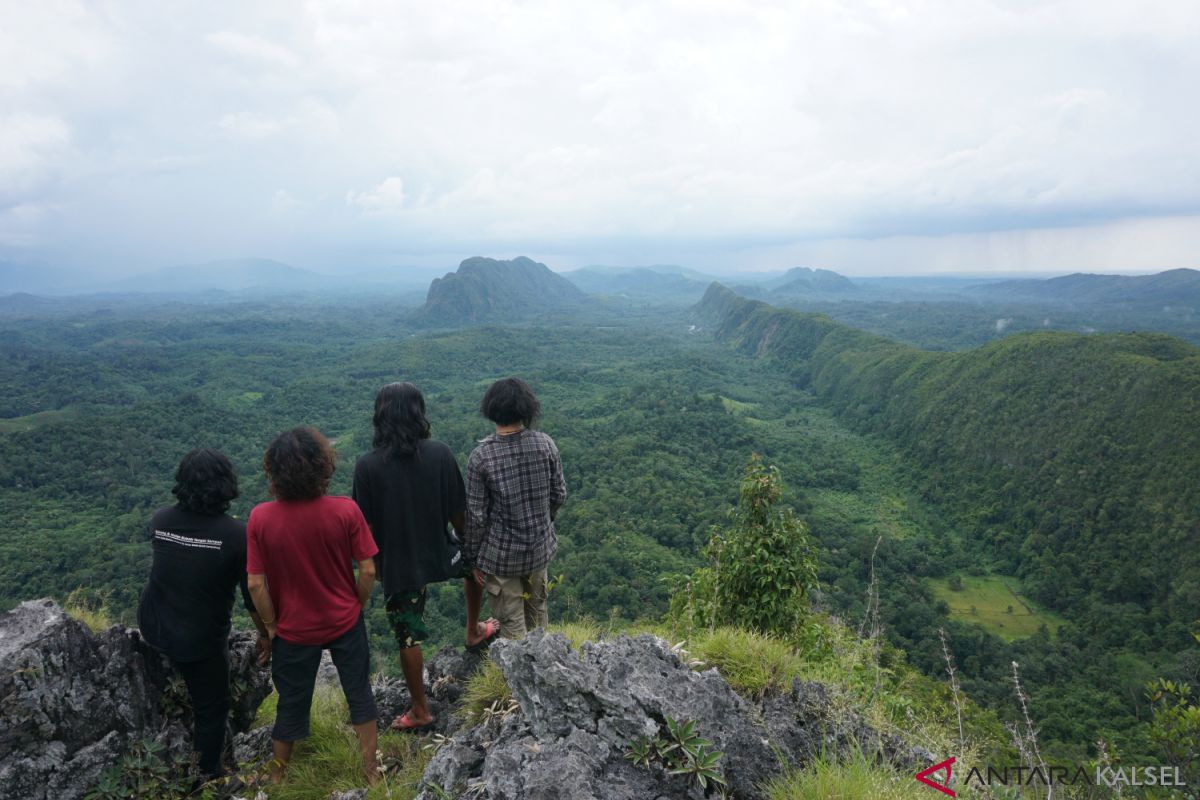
[1146,676,1200,790]
[671,455,817,638]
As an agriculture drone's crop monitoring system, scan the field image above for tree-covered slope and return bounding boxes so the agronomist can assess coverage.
[698,283,1200,646]
[972,267,1200,308]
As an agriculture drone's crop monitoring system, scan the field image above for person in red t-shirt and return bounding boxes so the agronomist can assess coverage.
[247,427,380,785]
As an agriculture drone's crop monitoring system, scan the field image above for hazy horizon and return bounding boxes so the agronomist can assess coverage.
[3,252,1189,297]
[3,2,1199,281]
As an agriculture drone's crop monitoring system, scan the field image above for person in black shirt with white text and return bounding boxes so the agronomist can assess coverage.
[137,449,269,780]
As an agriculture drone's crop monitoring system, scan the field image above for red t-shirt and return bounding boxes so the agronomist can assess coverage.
[247,495,378,645]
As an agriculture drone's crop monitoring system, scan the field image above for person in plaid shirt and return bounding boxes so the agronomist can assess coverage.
[465,378,566,639]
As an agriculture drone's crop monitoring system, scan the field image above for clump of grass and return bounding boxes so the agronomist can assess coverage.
[457,659,513,727]
[253,691,278,729]
[547,620,601,650]
[259,683,429,800]
[688,627,804,698]
[762,750,932,800]
[63,588,112,632]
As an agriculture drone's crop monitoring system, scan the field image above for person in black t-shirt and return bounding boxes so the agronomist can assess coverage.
[353,382,499,731]
[137,449,270,779]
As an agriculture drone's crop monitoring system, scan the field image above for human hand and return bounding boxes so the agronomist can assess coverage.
[256,634,272,666]
[473,568,486,587]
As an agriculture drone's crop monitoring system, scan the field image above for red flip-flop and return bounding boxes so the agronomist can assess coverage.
[391,711,435,733]
[465,618,501,653]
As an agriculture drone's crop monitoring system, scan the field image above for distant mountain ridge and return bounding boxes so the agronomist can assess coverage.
[970,268,1200,307]
[765,266,859,294]
[99,258,337,294]
[562,266,710,303]
[413,256,589,325]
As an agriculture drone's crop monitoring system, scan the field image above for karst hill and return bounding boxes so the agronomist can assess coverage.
[412,256,590,325]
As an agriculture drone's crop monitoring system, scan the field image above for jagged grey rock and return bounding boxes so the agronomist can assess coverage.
[232,724,274,765]
[761,679,933,771]
[417,630,932,800]
[418,631,773,799]
[0,599,271,800]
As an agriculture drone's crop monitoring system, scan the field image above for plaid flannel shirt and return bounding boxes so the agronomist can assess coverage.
[465,429,566,577]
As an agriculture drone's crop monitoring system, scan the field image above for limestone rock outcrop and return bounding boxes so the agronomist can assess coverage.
[0,599,270,800]
[416,630,932,800]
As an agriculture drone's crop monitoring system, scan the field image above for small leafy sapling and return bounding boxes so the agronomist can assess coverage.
[626,716,727,795]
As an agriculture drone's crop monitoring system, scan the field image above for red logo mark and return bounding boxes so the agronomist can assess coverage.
[915,757,957,797]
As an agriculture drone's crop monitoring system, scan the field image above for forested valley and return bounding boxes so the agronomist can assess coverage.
[1,287,1197,769]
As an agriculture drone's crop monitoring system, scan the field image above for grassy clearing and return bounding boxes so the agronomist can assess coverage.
[221,390,265,412]
[762,751,932,800]
[928,574,1063,641]
[0,408,76,433]
[719,395,759,414]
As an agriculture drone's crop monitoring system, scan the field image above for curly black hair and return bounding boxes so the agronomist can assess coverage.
[173,448,238,515]
[262,427,337,501]
[480,377,541,429]
[373,382,431,459]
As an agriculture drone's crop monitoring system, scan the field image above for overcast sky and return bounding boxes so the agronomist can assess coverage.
[2,0,1199,279]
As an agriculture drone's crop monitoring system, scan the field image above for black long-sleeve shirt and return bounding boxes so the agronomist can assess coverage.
[137,505,254,662]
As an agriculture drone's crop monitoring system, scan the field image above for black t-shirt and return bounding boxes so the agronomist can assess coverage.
[352,439,467,594]
[136,505,254,662]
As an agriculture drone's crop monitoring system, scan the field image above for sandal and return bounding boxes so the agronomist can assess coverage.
[391,711,435,733]
[465,618,501,653]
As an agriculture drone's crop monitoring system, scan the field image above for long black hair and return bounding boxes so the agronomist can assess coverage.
[173,448,238,515]
[373,382,431,459]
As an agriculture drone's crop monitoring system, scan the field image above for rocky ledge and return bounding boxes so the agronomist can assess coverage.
[3,600,930,800]
[0,599,271,800]
[416,629,932,800]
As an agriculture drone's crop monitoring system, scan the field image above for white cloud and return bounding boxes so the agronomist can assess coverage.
[0,202,58,247]
[206,30,300,69]
[0,114,70,197]
[217,111,283,140]
[347,177,407,215]
[271,189,301,215]
[2,0,1199,272]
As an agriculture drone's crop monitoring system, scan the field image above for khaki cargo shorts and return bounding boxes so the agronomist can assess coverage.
[484,569,548,640]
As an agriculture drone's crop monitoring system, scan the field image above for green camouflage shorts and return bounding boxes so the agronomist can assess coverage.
[385,590,428,649]
[384,559,475,649]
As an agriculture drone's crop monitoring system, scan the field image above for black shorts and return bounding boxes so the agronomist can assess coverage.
[270,614,377,741]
